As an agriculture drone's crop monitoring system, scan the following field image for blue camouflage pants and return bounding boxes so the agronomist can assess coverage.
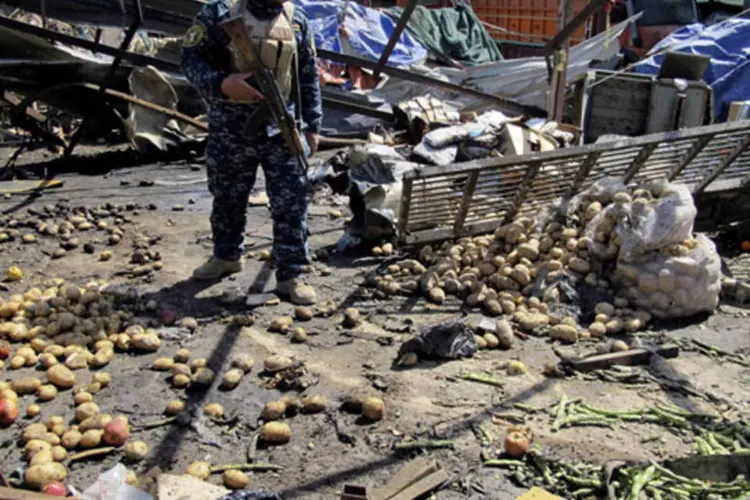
[206,132,311,283]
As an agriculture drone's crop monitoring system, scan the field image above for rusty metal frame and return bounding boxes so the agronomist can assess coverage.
[398,120,750,245]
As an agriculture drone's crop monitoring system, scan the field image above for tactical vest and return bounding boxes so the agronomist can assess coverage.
[227,0,296,100]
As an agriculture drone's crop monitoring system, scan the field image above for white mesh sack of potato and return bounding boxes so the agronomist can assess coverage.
[613,234,721,319]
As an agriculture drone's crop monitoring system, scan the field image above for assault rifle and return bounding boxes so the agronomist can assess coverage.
[220,16,310,172]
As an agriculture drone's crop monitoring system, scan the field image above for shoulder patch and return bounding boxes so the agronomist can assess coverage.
[182,22,206,48]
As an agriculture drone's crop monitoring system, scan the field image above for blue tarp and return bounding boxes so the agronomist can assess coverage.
[295,0,428,67]
[634,18,750,122]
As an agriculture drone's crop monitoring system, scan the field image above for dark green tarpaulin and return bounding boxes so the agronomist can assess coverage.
[388,3,503,67]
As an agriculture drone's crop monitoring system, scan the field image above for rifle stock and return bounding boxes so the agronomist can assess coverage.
[220,16,309,168]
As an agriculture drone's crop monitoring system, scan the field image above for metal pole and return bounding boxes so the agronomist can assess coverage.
[549,0,574,121]
[63,0,144,158]
[373,0,418,80]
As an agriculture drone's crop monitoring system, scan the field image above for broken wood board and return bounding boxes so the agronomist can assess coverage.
[0,486,69,500]
[568,345,679,372]
[369,457,448,500]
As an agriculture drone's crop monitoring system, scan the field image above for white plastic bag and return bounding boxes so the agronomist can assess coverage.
[613,182,697,262]
[82,464,154,500]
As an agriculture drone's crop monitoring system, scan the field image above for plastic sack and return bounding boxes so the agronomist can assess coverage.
[613,234,721,318]
[411,141,458,165]
[613,182,697,261]
[82,464,153,500]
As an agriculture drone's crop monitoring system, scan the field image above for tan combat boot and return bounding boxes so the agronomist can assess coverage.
[192,257,243,281]
[276,278,317,305]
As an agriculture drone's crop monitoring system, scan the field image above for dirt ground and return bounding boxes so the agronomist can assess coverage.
[1,144,749,499]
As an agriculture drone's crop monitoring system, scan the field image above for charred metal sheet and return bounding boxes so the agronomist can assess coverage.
[398,120,750,244]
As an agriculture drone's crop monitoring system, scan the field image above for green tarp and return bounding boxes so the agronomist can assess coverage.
[387,3,503,67]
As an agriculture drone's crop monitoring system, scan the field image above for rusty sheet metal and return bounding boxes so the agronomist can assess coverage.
[398,120,750,245]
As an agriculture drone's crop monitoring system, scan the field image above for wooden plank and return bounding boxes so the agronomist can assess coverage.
[622,143,658,184]
[403,120,750,182]
[693,133,750,194]
[398,177,414,243]
[504,161,542,223]
[568,345,679,372]
[452,170,480,238]
[388,468,449,500]
[0,486,62,500]
[370,457,436,500]
[668,134,715,181]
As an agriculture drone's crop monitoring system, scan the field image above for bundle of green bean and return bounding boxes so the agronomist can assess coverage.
[614,462,750,499]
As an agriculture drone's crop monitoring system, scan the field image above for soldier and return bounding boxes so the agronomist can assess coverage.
[181,0,322,305]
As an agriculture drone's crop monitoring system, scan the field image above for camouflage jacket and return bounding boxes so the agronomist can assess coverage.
[180,0,323,136]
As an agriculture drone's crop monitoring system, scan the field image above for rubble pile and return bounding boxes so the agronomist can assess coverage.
[365,178,722,343]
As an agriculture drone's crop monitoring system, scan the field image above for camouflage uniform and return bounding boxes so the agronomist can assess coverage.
[181,0,322,283]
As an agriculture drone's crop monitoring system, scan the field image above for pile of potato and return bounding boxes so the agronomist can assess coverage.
[361,183,717,342]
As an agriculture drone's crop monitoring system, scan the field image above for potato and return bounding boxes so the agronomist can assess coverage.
[51,446,67,462]
[165,400,184,415]
[92,372,111,387]
[231,355,254,373]
[35,383,58,402]
[263,355,293,373]
[64,351,89,370]
[25,440,51,459]
[191,368,215,388]
[61,430,82,450]
[220,469,248,490]
[114,334,131,351]
[179,317,198,332]
[79,414,111,432]
[132,333,160,352]
[30,449,53,466]
[515,312,549,332]
[611,340,629,353]
[291,328,308,343]
[221,369,244,390]
[171,363,191,377]
[186,461,211,480]
[189,358,207,371]
[49,424,65,437]
[507,360,527,376]
[174,349,191,363]
[22,423,48,443]
[362,397,385,422]
[39,353,58,368]
[342,308,361,328]
[588,322,607,338]
[427,287,445,304]
[152,357,174,371]
[294,306,313,321]
[302,395,328,413]
[261,401,286,421]
[260,421,292,444]
[80,429,103,448]
[483,333,500,349]
[103,416,129,446]
[173,374,190,388]
[568,257,591,274]
[47,365,76,389]
[26,404,42,418]
[605,318,624,335]
[91,349,113,368]
[75,402,100,423]
[204,403,224,418]
[44,345,64,358]
[125,470,137,485]
[73,391,94,406]
[475,335,487,349]
[495,320,514,350]
[45,433,60,446]
[12,377,42,395]
[550,325,578,344]
[25,462,67,490]
[269,316,293,333]
[595,303,615,316]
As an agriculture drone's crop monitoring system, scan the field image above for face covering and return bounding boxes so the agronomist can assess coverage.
[245,0,285,20]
